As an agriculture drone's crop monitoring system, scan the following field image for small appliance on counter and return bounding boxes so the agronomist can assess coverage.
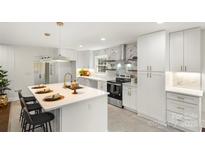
[107,75,131,108]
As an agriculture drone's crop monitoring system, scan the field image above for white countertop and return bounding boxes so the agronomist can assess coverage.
[28,83,108,111]
[166,87,203,97]
[77,75,114,81]
[123,82,137,87]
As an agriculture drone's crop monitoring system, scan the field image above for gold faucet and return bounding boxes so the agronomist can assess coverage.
[64,72,73,88]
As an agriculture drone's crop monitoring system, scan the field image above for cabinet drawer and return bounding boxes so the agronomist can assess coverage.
[167,111,199,131]
[167,99,198,118]
[167,111,184,128]
[167,92,199,104]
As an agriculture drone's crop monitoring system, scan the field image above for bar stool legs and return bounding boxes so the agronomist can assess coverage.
[48,122,52,132]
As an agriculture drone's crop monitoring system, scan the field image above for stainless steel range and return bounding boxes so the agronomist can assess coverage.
[107,76,131,108]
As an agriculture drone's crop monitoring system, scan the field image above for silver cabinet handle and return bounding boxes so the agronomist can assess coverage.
[177,96,184,100]
[177,106,184,110]
[150,66,152,71]
[147,66,149,71]
[184,66,187,72]
[128,88,131,96]
[176,119,183,122]
[181,66,183,71]
[150,72,152,78]
[147,72,149,78]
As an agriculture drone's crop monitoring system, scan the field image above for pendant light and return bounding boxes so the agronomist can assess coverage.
[52,22,69,62]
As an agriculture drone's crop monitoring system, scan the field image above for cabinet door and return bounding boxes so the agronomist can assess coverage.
[130,86,137,110]
[137,72,166,123]
[123,86,131,107]
[97,80,107,91]
[77,77,90,86]
[123,85,137,111]
[137,72,152,115]
[169,31,184,72]
[138,31,166,72]
[77,77,85,85]
[184,28,201,72]
[137,35,151,71]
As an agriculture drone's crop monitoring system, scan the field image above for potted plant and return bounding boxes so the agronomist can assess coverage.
[0,66,10,107]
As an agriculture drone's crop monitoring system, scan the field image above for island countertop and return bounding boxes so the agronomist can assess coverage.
[28,83,108,111]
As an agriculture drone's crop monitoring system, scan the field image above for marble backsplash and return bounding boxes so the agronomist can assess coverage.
[171,72,201,90]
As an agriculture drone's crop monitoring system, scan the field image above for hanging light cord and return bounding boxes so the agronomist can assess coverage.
[57,22,63,53]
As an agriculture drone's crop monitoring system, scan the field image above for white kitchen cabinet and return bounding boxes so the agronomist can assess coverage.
[184,28,201,72]
[77,77,89,86]
[166,92,202,131]
[169,31,184,72]
[169,28,201,72]
[77,77,97,89]
[123,84,137,112]
[137,72,166,123]
[137,31,166,72]
[97,80,107,92]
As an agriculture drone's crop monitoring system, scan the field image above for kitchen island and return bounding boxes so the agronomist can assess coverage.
[28,83,108,132]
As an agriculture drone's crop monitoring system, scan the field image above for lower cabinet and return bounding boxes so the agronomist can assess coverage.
[137,72,166,124]
[166,92,202,131]
[97,80,107,92]
[123,84,137,112]
[77,77,89,86]
[77,77,106,90]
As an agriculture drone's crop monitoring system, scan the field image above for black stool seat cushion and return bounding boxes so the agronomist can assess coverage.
[27,103,42,112]
[24,96,36,102]
[31,112,55,125]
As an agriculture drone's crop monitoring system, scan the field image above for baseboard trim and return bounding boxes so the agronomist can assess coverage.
[123,106,137,113]
[138,112,167,126]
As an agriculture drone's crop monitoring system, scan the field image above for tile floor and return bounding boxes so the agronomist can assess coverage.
[108,104,180,132]
[8,101,180,132]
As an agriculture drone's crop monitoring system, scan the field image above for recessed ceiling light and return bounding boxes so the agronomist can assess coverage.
[44,33,51,37]
[101,37,106,41]
[157,22,164,24]
[79,45,83,48]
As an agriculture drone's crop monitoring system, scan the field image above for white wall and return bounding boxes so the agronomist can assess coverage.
[57,61,76,82]
[0,45,57,101]
[76,50,90,69]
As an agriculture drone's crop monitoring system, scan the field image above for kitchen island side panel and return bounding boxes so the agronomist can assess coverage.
[60,95,107,132]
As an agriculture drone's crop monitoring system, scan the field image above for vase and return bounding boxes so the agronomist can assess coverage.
[0,94,8,107]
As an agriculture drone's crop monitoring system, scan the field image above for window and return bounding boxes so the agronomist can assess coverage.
[95,55,107,73]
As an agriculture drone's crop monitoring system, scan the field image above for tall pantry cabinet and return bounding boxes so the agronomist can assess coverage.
[137,31,166,124]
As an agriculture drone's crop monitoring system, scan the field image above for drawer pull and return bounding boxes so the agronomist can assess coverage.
[177,96,184,100]
[176,119,183,122]
[177,106,184,110]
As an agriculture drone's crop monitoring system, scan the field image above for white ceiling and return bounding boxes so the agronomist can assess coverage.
[0,22,205,51]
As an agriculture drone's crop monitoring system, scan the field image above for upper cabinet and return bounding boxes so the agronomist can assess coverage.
[137,31,166,72]
[184,28,201,72]
[169,31,184,72]
[169,28,201,72]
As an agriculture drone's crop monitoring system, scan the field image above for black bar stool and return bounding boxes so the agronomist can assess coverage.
[16,89,37,104]
[21,99,55,132]
[19,97,42,129]
[17,90,42,123]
